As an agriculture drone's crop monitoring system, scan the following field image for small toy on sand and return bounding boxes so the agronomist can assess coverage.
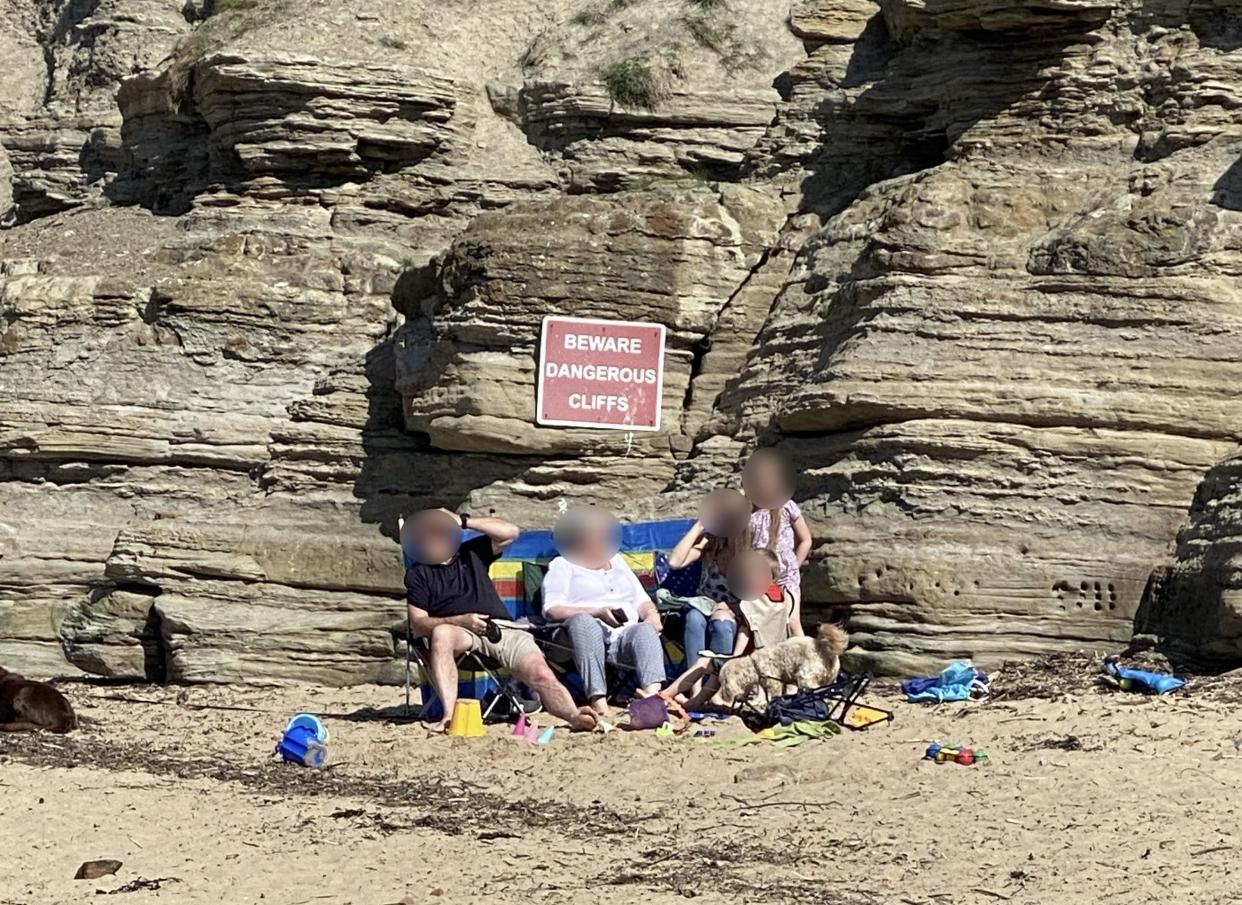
[924,742,989,766]
[537,725,555,745]
[277,713,329,767]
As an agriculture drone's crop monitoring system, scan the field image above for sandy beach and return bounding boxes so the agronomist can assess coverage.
[3,655,1241,905]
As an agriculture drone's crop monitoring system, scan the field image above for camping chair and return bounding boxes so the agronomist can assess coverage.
[402,623,535,722]
[524,619,648,705]
[734,672,893,732]
[397,518,533,723]
[504,544,678,705]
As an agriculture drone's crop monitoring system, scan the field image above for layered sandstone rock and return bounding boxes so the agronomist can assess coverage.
[396,186,784,456]
[0,0,194,221]
[0,0,796,681]
[493,82,780,191]
[6,0,1242,683]
[1144,453,1242,666]
[708,0,1242,672]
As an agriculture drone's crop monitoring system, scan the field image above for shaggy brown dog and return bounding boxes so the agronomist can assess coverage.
[718,623,849,706]
[0,666,77,732]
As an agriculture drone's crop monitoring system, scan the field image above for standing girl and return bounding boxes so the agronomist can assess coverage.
[742,449,813,636]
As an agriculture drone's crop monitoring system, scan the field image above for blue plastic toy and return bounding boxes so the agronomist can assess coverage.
[1104,659,1184,695]
[277,713,329,766]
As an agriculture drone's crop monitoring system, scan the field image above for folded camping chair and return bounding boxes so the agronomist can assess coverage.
[734,672,893,732]
[397,518,532,722]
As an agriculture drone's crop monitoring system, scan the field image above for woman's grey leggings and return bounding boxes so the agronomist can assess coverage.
[557,613,666,699]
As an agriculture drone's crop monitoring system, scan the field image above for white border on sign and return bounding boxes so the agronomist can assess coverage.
[536,315,666,432]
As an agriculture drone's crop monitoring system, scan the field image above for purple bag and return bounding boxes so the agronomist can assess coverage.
[628,695,669,730]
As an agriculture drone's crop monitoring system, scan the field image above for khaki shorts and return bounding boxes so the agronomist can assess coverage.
[468,627,539,673]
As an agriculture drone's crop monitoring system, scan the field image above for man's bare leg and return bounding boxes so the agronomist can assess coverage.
[512,652,597,731]
[425,623,473,732]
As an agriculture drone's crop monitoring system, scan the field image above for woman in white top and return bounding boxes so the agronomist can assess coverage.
[542,508,666,716]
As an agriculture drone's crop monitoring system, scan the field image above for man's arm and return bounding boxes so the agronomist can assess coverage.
[407,603,487,638]
[460,512,520,555]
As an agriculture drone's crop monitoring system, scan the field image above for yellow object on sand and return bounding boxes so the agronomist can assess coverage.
[447,699,485,737]
[843,705,890,730]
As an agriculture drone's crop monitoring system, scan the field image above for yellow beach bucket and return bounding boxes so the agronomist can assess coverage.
[447,699,485,738]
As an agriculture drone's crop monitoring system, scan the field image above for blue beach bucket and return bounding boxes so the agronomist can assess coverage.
[277,713,329,767]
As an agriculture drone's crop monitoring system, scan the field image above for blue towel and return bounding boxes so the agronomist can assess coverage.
[902,661,990,703]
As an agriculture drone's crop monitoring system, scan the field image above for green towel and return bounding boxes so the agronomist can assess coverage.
[731,719,841,747]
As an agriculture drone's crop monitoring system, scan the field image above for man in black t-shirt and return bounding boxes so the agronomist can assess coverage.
[403,509,595,733]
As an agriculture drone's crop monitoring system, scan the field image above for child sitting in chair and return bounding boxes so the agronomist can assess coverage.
[662,548,792,711]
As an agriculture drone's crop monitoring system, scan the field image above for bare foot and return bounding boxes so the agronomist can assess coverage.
[567,707,597,732]
[588,698,611,718]
[423,719,449,734]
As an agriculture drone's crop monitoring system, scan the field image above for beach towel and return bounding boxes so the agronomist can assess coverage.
[733,719,841,747]
[902,661,990,703]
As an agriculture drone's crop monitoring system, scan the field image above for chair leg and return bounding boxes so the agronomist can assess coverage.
[405,624,420,717]
[406,633,447,721]
[498,677,538,718]
[462,653,513,723]
[481,690,503,721]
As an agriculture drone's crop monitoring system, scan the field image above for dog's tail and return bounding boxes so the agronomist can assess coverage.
[815,623,849,657]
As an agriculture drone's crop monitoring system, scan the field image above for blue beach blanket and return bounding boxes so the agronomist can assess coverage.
[902,661,990,703]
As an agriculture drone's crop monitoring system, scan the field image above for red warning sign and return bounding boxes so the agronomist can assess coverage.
[536,316,666,431]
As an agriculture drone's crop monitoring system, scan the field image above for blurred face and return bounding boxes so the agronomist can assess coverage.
[401,509,463,565]
[554,507,622,566]
[727,549,777,600]
[699,488,749,539]
[742,449,795,510]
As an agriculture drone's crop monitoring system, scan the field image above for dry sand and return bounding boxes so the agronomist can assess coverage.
[4,655,1242,905]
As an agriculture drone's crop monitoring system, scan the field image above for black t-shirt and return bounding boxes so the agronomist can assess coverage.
[404,535,509,620]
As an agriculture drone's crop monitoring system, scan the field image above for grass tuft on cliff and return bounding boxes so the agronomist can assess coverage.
[601,57,668,109]
[681,0,766,74]
[572,0,637,27]
[210,0,263,12]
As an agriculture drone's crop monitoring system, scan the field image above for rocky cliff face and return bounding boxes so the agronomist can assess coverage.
[3,0,1242,682]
